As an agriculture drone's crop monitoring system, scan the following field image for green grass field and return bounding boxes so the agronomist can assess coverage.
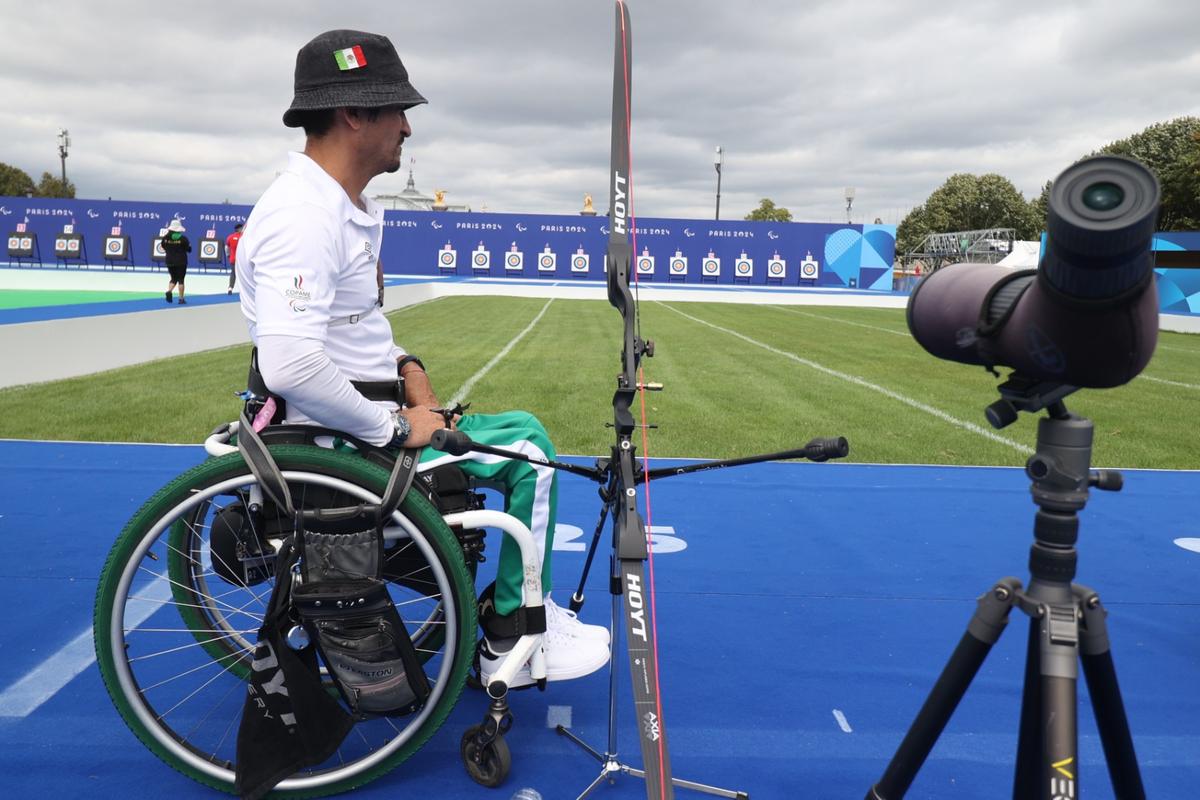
[0,289,161,309]
[1,295,1197,468]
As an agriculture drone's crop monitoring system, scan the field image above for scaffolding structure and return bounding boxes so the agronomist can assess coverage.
[904,227,1016,271]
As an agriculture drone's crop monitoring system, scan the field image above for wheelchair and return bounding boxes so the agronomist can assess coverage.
[92,419,550,796]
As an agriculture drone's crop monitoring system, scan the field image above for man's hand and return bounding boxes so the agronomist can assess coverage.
[399,405,452,448]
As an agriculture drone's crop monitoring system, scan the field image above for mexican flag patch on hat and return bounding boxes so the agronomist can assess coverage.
[334,45,367,70]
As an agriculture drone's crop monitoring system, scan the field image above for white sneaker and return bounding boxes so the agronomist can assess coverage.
[544,596,610,644]
[478,624,610,689]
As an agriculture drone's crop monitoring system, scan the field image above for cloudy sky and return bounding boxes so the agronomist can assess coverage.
[2,0,1197,225]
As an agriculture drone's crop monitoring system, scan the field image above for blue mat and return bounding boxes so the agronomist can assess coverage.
[0,440,1196,798]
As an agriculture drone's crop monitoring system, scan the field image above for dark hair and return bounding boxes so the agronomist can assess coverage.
[234,223,244,231]
[295,107,385,138]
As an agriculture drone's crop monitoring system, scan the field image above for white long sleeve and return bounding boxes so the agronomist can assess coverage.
[257,334,394,446]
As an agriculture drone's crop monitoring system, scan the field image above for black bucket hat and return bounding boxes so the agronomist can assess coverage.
[283,29,427,127]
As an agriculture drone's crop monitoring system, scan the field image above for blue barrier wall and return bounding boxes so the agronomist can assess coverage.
[5,195,1199,314]
[0,196,898,290]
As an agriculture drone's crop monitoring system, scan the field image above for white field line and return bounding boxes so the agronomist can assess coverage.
[658,303,1030,455]
[0,577,172,718]
[832,709,853,733]
[1141,375,1200,390]
[448,298,554,406]
[769,305,909,337]
[1156,344,1200,354]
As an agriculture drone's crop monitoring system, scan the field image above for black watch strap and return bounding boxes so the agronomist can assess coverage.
[397,354,425,374]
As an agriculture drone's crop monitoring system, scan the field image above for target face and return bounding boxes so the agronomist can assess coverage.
[800,258,819,279]
[506,253,522,267]
[768,259,785,277]
[55,238,67,251]
[438,247,456,270]
[106,238,122,254]
[702,258,719,275]
[569,254,587,272]
[735,259,751,275]
[7,237,18,250]
[473,250,490,267]
[153,240,166,258]
[67,239,79,252]
[670,258,686,274]
[200,241,218,258]
[637,256,654,274]
[20,237,32,250]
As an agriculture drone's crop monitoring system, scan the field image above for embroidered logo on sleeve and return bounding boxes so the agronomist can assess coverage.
[284,274,312,312]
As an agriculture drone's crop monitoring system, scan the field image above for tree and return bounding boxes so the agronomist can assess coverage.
[0,162,35,197]
[744,198,792,222]
[897,173,1039,255]
[35,172,75,198]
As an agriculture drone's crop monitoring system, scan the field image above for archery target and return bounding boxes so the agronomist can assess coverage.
[105,237,126,258]
[198,239,221,262]
[55,238,67,252]
[569,252,588,273]
[767,258,786,278]
[701,256,720,276]
[67,239,79,252]
[637,254,654,275]
[153,238,166,260]
[502,249,522,271]
[438,246,457,271]
[669,256,687,275]
[473,247,491,271]
[7,234,35,258]
[735,257,752,277]
[800,255,819,279]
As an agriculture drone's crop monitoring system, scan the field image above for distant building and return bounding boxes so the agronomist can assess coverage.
[373,169,471,212]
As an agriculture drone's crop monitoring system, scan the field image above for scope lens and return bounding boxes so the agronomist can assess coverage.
[1082,181,1124,211]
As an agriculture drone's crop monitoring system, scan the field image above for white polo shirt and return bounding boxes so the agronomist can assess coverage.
[238,152,403,442]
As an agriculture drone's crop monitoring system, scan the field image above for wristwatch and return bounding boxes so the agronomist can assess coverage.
[387,410,412,449]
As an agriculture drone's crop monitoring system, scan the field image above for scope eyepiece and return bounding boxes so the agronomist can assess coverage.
[1042,155,1160,303]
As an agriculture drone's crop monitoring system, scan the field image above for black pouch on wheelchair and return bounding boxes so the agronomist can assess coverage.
[291,529,430,717]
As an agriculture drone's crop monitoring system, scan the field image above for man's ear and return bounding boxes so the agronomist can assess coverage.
[339,107,365,132]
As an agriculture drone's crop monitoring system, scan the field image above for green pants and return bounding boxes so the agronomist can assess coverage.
[418,411,558,616]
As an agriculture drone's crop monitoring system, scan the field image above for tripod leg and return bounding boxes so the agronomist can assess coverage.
[1077,587,1145,799]
[867,579,1019,800]
[1018,602,1080,800]
[1012,618,1042,796]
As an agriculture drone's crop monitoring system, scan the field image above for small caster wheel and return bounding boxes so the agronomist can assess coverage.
[461,725,511,787]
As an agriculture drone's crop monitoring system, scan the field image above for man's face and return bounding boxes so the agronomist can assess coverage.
[367,106,411,175]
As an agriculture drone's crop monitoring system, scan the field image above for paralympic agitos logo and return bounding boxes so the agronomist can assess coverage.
[285,274,311,312]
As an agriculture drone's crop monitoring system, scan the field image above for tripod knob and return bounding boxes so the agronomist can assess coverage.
[1089,469,1123,491]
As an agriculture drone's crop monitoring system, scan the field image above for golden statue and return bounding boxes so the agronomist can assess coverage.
[580,193,597,216]
[432,189,447,210]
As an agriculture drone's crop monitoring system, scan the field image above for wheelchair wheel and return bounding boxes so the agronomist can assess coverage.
[94,445,477,797]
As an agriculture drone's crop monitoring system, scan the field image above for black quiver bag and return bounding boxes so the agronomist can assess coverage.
[234,538,355,800]
[291,528,431,717]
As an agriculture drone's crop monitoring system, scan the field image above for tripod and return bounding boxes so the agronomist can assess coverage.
[867,379,1144,800]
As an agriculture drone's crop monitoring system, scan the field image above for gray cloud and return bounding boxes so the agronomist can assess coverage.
[1,0,1196,226]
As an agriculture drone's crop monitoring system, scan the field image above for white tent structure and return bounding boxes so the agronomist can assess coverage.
[996,240,1042,268]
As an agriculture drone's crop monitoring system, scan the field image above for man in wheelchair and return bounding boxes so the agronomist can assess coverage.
[235,28,609,690]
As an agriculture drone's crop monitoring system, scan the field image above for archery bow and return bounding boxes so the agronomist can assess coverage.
[605,2,674,797]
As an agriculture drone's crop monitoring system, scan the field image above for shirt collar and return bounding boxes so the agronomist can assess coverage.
[286,151,383,227]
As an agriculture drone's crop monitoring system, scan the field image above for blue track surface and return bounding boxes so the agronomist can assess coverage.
[0,440,1196,798]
